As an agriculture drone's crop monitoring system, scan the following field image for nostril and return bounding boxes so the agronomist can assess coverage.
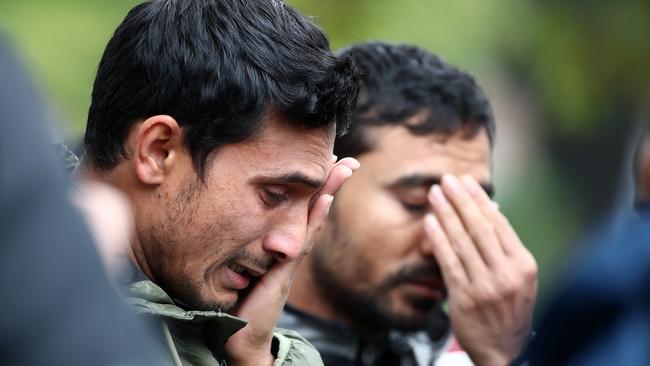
[274,252,288,262]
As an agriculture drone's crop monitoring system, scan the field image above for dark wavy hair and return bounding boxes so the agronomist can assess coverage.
[84,0,360,176]
[334,41,494,158]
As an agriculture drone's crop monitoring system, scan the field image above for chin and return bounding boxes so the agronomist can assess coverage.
[381,298,439,328]
[179,287,238,312]
[395,307,431,323]
[210,290,239,312]
[385,297,449,336]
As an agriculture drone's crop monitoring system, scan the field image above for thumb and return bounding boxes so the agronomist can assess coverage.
[307,194,334,236]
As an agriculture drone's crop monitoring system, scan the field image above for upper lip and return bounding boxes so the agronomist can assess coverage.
[235,263,265,278]
[408,276,444,287]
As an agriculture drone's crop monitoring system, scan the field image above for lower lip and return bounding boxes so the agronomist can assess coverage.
[404,282,445,300]
[225,267,251,290]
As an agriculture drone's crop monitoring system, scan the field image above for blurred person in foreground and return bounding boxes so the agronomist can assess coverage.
[521,120,650,366]
[73,0,361,365]
[0,34,162,365]
[280,42,538,366]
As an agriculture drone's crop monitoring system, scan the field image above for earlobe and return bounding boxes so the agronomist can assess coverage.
[133,115,182,185]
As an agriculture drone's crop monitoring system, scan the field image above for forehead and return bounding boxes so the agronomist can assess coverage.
[360,125,492,184]
[212,115,334,183]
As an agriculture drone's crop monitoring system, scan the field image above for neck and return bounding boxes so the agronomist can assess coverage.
[287,255,339,320]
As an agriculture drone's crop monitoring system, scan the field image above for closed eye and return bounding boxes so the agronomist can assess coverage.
[401,201,428,214]
[261,188,289,207]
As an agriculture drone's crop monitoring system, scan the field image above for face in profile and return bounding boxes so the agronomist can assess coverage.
[138,115,334,311]
[311,125,492,331]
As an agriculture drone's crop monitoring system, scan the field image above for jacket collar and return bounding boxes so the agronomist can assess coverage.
[121,261,247,352]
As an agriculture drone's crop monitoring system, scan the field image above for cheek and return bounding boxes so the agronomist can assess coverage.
[166,189,258,264]
[335,190,421,283]
[349,189,421,252]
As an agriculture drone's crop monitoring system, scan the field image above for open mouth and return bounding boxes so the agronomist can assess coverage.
[228,262,263,278]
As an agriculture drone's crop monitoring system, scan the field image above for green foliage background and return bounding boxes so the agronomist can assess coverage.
[1,0,648,307]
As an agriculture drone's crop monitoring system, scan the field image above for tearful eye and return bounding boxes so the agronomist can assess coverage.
[261,188,289,207]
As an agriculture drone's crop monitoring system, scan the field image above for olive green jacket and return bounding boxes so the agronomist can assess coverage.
[57,146,322,365]
[125,279,323,366]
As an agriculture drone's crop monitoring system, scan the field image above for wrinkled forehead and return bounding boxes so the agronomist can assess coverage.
[361,125,493,184]
[240,114,335,182]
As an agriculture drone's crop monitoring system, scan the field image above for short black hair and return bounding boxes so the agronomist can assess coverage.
[334,41,494,158]
[84,0,360,175]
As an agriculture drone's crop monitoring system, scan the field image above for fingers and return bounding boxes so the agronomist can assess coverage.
[334,156,360,170]
[424,174,538,365]
[309,156,359,215]
[428,183,488,281]
[427,174,538,295]
[321,165,353,197]
[304,156,359,251]
[439,175,506,268]
[424,214,468,287]
[459,175,533,264]
[321,157,360,196]
[307,194,334,233]
[308,157,359,212]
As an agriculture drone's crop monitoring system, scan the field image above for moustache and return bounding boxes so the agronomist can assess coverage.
[386,262,444,289]
[226,248,275,273]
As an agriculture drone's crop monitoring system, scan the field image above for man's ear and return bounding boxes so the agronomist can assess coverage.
[132,115,183,185]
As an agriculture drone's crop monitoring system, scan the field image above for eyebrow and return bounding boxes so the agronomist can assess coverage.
[271,171,325,190]
[389,174,495,198]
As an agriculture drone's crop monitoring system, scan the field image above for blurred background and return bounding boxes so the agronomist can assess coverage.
[1,0,648,310]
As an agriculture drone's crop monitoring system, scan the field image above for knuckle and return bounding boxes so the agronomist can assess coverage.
[456,296,478,312]
[469,222,493,241]
[523,260,538,281]
[446,267,464,284]
[439,206,456,220]
[475,284,499,304]
[517,252,538,280]
[496,211,511,226]
[499,277,519,297]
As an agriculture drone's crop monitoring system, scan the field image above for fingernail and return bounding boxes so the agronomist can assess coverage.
[428,184,446,206]
[350,159,360,170]
[491,201,500,211]
[331,155,338,163]
[342,166,353,178]
[324,194,334,214]
[442,174,461,195]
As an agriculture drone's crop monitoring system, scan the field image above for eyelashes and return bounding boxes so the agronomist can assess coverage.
[261,189,289,206]
[401,201,428,213]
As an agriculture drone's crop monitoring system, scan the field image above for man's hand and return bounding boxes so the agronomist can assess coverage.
[224,156,360,366]
[423,175,537,366]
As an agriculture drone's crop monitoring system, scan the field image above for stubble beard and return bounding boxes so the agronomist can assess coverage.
[311,215,449,338]
[140,174,239,312]
[145,226,236,312]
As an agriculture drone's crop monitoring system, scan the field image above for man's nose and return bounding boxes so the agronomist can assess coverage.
[261,222,307,262]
